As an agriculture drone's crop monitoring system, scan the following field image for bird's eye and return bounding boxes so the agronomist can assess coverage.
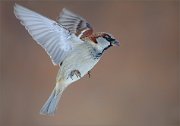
[103,34,115,42]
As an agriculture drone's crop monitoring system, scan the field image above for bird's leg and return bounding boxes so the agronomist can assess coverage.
[69,70,81,80]
[88,71,91,78]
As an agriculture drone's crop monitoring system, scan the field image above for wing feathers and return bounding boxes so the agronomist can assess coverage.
[14,4,72,65]
[58,8,93,39]
[14,4,88,65]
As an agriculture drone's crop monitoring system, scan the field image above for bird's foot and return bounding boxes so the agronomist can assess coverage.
[88,71,91,78]
[69,70,81,80]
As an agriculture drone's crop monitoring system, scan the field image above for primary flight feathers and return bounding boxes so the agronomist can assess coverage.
[14,4,92,65]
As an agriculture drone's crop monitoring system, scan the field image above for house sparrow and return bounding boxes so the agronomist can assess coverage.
[14,4,119,116]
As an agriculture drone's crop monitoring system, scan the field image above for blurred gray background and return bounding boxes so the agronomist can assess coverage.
[0,1,179,126]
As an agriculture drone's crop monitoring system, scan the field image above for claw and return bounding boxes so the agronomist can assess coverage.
[88,71,91,78]
[69,70,81,80]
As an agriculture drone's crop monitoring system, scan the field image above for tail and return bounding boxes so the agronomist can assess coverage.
[40,85,64,116]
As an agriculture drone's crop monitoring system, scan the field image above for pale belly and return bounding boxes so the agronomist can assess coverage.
[56,46,100,85]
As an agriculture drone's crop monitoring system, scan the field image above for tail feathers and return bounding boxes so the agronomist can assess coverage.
[40,88,63,116]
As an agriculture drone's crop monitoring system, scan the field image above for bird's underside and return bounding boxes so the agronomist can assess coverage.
[14,4,119,116]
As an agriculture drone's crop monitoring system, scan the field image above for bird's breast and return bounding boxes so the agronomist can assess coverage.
[58,44,100,85]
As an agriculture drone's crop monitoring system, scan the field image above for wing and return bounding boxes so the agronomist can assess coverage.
[14,4,77,65]
[58,8,93,39]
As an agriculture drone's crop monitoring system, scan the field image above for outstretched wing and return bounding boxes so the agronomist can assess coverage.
[14,4,79,65]
[58,8,93,39]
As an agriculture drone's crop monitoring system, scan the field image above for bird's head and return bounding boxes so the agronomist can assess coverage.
[90,32,119,52]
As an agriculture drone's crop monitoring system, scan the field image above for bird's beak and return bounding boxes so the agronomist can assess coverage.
[112,40,120,46]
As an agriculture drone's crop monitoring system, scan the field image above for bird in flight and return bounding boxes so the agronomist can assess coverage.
[14,4,119,116]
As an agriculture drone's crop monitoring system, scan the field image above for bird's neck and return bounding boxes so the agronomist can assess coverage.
[85,32,105,44]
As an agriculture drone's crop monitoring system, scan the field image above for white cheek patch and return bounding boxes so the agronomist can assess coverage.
[96,37,107,42]
[96,37,110,49]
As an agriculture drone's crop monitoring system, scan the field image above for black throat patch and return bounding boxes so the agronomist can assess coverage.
[94,43,112,59]
[101,43,112,54]
[90,42,112,60]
